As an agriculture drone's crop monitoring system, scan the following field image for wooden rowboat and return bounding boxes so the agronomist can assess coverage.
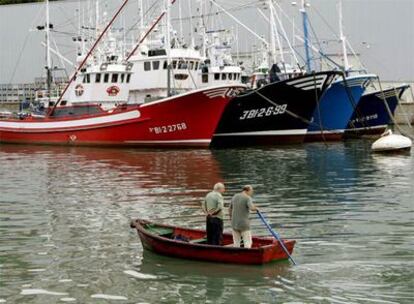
[130,219,296,265]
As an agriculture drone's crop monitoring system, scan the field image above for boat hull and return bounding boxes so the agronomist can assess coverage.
[344,85,409,137]
[132,219,295,265]
[211,72,339,147]
[0,86,244,148]
[306,75,374,142]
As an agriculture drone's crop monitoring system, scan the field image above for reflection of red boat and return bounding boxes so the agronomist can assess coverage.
[131,219,296,265]
[0,85,244,148]
[0,145,222,191]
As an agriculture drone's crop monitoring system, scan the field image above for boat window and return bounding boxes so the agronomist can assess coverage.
[104,73,109,83]
[178,61,187,69]
[82,75,86,83]
[144,61,151,71]
[202,74,208,83]
[172,60,177,69]
[214,73,220,80]
[222,73,226,80]
[152,61,160,70]
[120,74,125,83]
[229,73,233,80]
[126,74,131,83]
[189,61,194,70]
[112,73,118,83]
[175,74,189,80]
[195,62,199,70]
[86,74,90,83]
[234,73,237,80]
[163,61,167,69]
[95,73,101,83]
[148,49,167,57]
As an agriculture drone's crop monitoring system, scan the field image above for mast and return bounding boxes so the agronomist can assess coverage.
[300,0,311,72]
[188,0,194,48]
[199,0,207,58]
[139,0,144,30]
[269,1,285,64]
[268,0,277,64]
[338,0,349,72]
[45,0,52,103]
[95,0,100,40]
[178,0,184,44]
[165,0,172,96]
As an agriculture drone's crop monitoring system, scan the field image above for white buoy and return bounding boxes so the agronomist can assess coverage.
[371,130,412,153]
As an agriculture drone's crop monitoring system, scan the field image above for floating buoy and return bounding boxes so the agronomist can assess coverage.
[371,130,412,153]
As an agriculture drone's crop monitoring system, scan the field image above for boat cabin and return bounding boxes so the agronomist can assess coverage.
[67,61,132,110]
[128,47,202,103]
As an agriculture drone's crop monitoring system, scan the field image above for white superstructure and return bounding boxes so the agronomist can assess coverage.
[198,31,243,88]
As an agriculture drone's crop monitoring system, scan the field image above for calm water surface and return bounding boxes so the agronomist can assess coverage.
[0,141,413,303]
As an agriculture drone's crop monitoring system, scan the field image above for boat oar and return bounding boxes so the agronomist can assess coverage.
[256,210,297,265]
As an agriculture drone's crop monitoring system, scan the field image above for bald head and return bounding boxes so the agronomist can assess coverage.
[213,182,225,194]
[242,185,254,196]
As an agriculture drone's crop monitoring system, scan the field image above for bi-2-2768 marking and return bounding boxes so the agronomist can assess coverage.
[239,104,287,120]
[149,122,187,135]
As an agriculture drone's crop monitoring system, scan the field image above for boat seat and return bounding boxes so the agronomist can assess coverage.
[145,224,174,236]
[189,238,207,244]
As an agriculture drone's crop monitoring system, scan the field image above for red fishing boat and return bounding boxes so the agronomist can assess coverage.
[0,0,244,148]
[0,85,244,148]
[130,219,296,265]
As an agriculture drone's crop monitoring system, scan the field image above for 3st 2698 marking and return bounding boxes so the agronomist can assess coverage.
[239,104,287,120]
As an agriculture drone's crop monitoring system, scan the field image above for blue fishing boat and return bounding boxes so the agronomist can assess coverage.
[306,74,376,141]
[344,84,409,137]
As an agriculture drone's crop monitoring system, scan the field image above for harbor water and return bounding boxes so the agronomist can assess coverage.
[0,140,413,303]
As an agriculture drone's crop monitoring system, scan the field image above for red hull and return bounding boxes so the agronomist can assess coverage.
[131,219,296,265]
[0,86,244,148]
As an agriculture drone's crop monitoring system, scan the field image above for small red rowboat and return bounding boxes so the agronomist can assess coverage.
[130,219,296,265]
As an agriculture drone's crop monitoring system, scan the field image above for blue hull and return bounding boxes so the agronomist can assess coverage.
[306,75,373,141]
[345,84,409,136]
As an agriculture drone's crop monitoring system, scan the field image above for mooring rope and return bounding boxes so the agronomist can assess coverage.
[252,76,346,135]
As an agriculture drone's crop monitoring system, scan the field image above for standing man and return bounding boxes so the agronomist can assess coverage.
[202,183,225,245]
[229,185,258,248]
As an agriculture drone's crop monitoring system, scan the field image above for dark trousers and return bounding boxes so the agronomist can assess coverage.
[206,216,223,245]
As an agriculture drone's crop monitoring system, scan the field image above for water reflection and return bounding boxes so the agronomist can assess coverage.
[1,141,413,303]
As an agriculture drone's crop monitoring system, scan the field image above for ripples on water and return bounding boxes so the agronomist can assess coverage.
[0,142,413,303]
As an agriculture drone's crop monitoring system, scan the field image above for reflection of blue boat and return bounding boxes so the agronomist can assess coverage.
[306,75,375,141]
[345,84,409,137]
